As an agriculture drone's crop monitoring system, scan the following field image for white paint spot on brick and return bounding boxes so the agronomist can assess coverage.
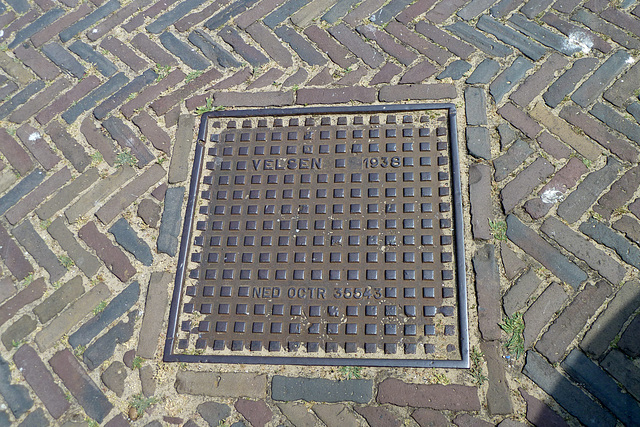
[541,189,565,204]
[28,132,41,141]
[565,32,593,54]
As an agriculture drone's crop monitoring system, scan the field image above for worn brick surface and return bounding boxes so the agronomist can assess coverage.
[235,399,273,427]
[0,354,33,418]
[33,276,84,324]
[83,310,137,370]
[497,103,541,139]
[0,223,34,281]
[482,341,513,415]
[411,408,449,427]
[313,403,362,426]
[13,220,67,283]
[473,245,502,341]
[46,121,91,172]
[79,221,137,281]
[355,405,402,427]
[501,157,554,213]
[523,282,569,348]
[1,315,37,350]
[520,388,570,427]
[272,376,372,403]
[16,125,60,171]
[579,217,640,269]
[176,372,267,398]
[137,272,170,358]
[503,269,541,316]
[602,349,640,401]
[469,164,492,240]
[377,378,480,411]
[536,280,611,364]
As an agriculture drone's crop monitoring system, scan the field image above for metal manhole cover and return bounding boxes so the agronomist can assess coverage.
[165,104,468,368]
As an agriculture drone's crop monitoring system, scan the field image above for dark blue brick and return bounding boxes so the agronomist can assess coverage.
[69,41,118,77]
[204,0,260,30]
[69,281,140,349]
[102,117,155,167]
[62,72,129,124]
[543,57,599,108]
[508,13,580,55]
[17,408,48,427]
[158,186,185,256]
[579,218,640,269]
[322,0,360,23]
[466,58,501,84]
[369,0,414,25]
[446,22,512,57]
[42,43,86,79]
[572,51,631,108]
[109,218,153,266]
[4,0,29,13]
[83,311,137,370]
[437,60,471,80]
[59,0,121,42]
[8,8,65,49]
[275,26,326,66]
[263,0,308,28]
[146,0,207,34]
[562,349,640,426]
[272,376,373,403]
[590,102,640,144]
[188,30,241,68]
[0,80,45,120]
[0,355,33,418]
[477,15,547,60]
[94,68,157,120]
[489,56,533,103]
[159,32,210,71]
[0,169,45,216]
[219,26,269,67]
[524,351,616,427]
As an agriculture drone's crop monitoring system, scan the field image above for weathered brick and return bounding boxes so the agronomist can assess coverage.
[519,388,570,427]
[188,29,240,68]
[370,62,402,85]
[503,269,541,316]
[204,0,261,30]
[2,315,36,350]
[537,131,571,160]
[13,220,67,282]
[130,33,178,68]
[263,0,307,27]
[37,167,99,220]
[506,215,587,288]
[497,103,541,138]
[573,51,631,108]
[357,24,417,66]
[602,349,640,401]
[69,40,117,77]
[158,32,210,70]
[557,157,622,223]
[0,278,45,328]
[102,361,127,397]
[197,401,231,426]
[145,0,205,33]
[368,0,411,25]
[5,167,71,225]
[41,43,85,79]
[477,15,546,60]
[594,166,640,220]
[524,157,588,219]
[94,69,157,120]
[296,87,376,104]
[271,25,325,67]
[49,349,113,423]
[79,221,137,281]
[65,166,135,223]
[0,173,47,223]
[101,35,150,73]
[523,282,568,348]
[473,244,502,341]
[501,242,526,280]
[559,105,638,163]
[481,341,513,415]
[572,9,640,50]
[385,21,451,65]
[0,51,34,85]
[308,68,334,86]
[59,0,120,41]
[537,280,611,363]
[377,378,480,411]
[411,408,449,427]
[235,399,273,427]
[50,219,100,279]
[102,116,155,168]
[580,218,640,269]
[63,72,130,124]
[303,25,356,69]
[13,43,60,81]
[466,58,501,84]
[342,0,385,26]
[508,13,580,55]
[335,66,368,85]
[165,113,196,183]
[87,0,153,40]
[110,219,153,265]
[137,271,170,358]
[0,81,46,120]
[0,128,34,176]
[270,376,372,403]
[0,277,16,304]
[355,405,402,427]
[46,121,91,172]
[277,402,321,426]
[33,276,84,324]
[121,68,185,119]
[0,81,18,103]
[541,217,626,284]
[400,61,437,84]
[469,164,492,240]
[0,223,33,281]
[35,75,101,125]
[78,120,116,166]
[130,111,170,154]
[10,78,71,124]
[157,186,185,256]
[627,102,640,122]
[424,0,466,23]
[247,68,284,90]
[524,351,616,427]
[600,6,640,38]
[510,53,568,107]
[13,344,70,419]
[501,157,554,213]
[173,0,228,31]
[35,283,110,350]
[30,2,91,46]
[414,20,474,59]
[313,403,362,426]
[176,371,267,398]
[437,60,471,80]
[543,57,599,108]
[122,0,180,31]
[235,0,286,28]
[379,84,456,101]
[0,354,33,418]
[541,12,611,54]
[494,139,533,182]
[591,102,640,144]
[150,68,221,116]
[457,0,495,21]
[83,310,137,370]
[218,25,268,66]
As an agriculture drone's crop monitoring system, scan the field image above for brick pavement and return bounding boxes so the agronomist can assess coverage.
[1,0,640,425]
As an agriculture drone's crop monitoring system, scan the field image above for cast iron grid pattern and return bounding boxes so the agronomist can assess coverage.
[165,104,468,367]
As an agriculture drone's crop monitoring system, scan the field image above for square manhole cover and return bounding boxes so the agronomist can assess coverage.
[165,104,468,368]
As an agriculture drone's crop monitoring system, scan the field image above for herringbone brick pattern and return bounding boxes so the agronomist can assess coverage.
[0,0,640,424]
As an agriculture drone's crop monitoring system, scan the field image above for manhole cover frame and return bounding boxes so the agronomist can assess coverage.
[164,103,469,368]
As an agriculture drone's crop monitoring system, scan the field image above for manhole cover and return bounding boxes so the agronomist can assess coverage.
[165,104,468,368]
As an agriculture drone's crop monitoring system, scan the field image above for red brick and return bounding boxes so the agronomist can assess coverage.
[411,408,449,427]
[396,0,438,23]
[31,3,92,47]
[0,224,33,281]
[246,68,284,90]
[121,68,185,119]
[399,61,437,84]
[46,121,91,172]
[414,20,474,59]
[49,349,113,423]
[501,158,554,213]
[303,25,357,69]
[5,167,72,225]
[344,0,386,27]
[357,24,417,66]
[355,406,402,427]
[87,0,154,40]
[0,11,16,28]
[101,36,149,73]
[370,62,402,85]
[425,0,466,23]
[601,7,640,38]
[235,399,273,427]
[35,75,101,125]
[0,277,16,304]
[95,163,166,224]
[80,117,118,166]
[212,67,252,90]
[297,87,375,104]
[215,90,294,107]
[246,22,293,68]
[497,102,541,139]
[510,53,569,107]
[537,131,571,160]
[13,344,70,419]
[132,111,171,154]
[307,68,333,86]
[130,33,178,67]
[2,10,39,40]
[377,378,481,411]
[235,0,285,28]
[0,128,33,176]
[0,278,45,327]
[385,21,451,65]
[150,68,222,115]
[78,221,137,282]
[122,0,179,32]
[378,83,456,101]
[174,0,229,31]
[13,43,60,81]
[9,77,71,124]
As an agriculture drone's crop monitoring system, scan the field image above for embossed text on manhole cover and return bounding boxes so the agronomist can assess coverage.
[165,104,468,368]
